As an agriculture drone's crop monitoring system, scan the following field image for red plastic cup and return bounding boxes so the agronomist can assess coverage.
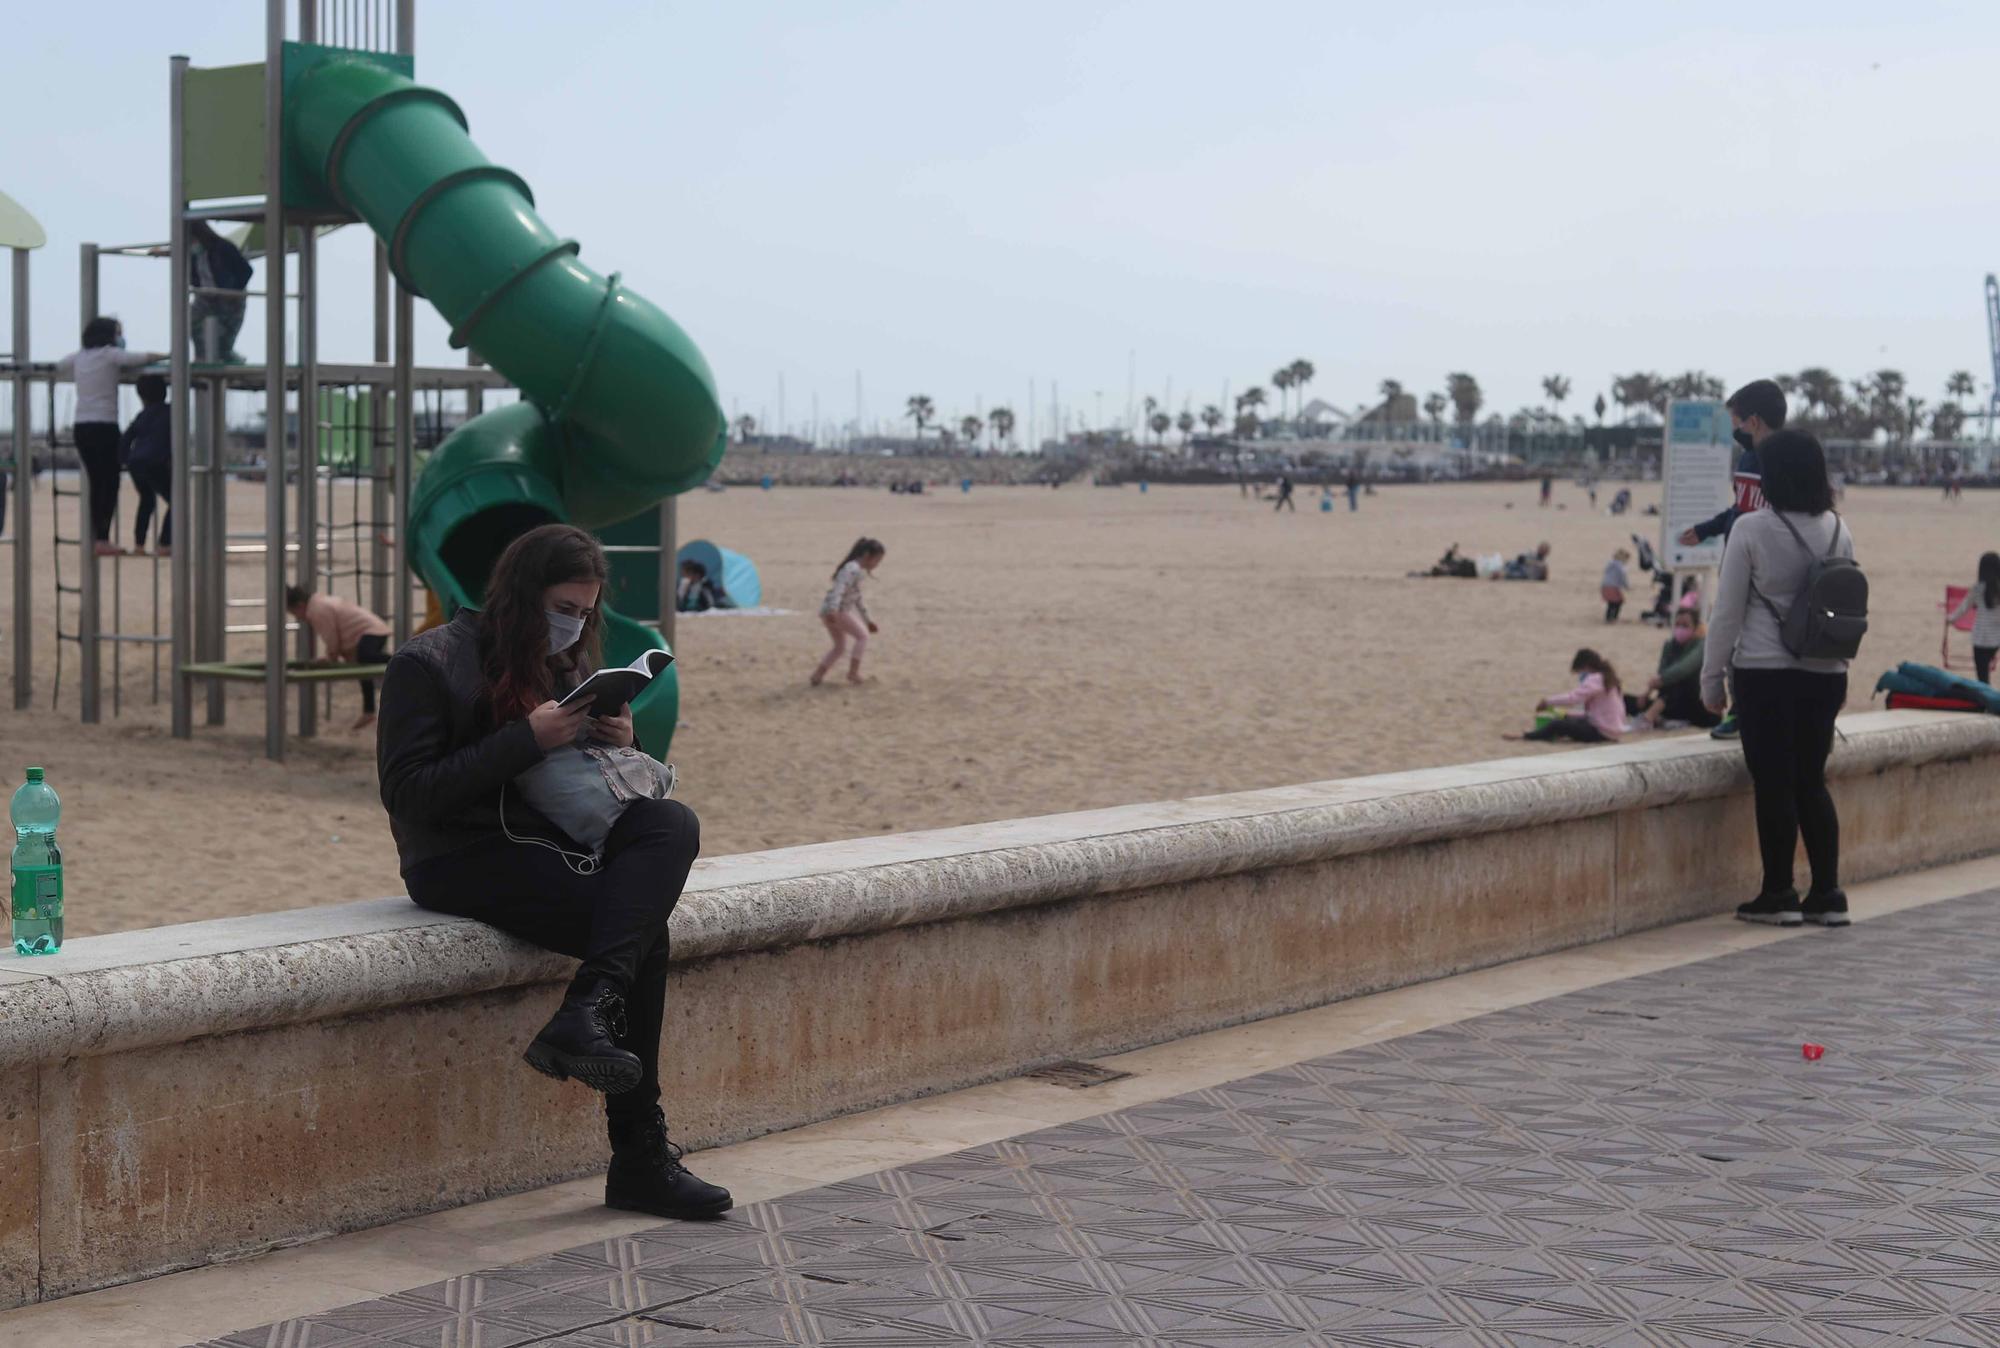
[1801,1043,1825,1061]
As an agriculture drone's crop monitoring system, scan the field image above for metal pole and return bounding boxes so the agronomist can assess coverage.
[392,283,413,643]
[77,243,101,722]
[264,0,288,759]
[169,55,192,737]
[657,498,676,652]
[203,378,226,724]
[297,225,318,736]
[10,248,30,709]
[369,239,389,618]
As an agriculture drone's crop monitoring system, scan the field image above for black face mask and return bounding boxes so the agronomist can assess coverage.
[1733,427,1755,453]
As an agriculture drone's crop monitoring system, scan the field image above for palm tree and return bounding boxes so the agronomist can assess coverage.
[906,394,934,437]
[1175,409,1195,447]
[1270,369,1294,424]
[1667,370,1724,402]
[1142,395,1159,437]
[1795,368,1841,422]
[1947,370,1977,405]
[1379,378,1404,409]
[1934,402,1967,441]
[1290,360,1315,417]
[988,405,1015,449]
[1445,372,1482,426]
[1611,373,1662,421]
[960,414,983,445]
[1541,375,1571,417]
[1422,391,1447,427]
[732,414,757,443]
[1199,404,1223,437]
[1237,386,1267,416]
[1149,411,1171,444]
[1233,411,1260,438]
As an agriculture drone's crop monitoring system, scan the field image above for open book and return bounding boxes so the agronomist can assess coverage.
[557,648,674,717]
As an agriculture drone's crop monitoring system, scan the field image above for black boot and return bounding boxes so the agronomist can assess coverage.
[523,982,643,1094]
[606,1106,733,1220]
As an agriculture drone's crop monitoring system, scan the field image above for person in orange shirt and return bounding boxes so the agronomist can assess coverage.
[286,586,392,731]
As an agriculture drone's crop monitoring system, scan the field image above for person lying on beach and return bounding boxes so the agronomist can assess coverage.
[1413,544,1479,578]
[1502,542,1551,581]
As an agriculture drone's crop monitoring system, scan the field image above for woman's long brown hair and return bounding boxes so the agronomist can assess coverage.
[479,524,608,722]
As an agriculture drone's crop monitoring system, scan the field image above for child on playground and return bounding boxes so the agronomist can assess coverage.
[121,375,172,556]
[1949,551,2000,684]
[1600,548,1631,622]
[811,537,884,686]
[1511,649,1626,743]
[286,585,392,730]
[56,317,166,557]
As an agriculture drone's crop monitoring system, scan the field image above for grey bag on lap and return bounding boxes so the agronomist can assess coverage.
[513,743,676,856]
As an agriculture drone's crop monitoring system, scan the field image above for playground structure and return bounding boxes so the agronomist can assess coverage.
[1,0,724,758]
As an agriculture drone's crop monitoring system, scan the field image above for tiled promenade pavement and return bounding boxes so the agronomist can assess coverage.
[197,893,2000,1347]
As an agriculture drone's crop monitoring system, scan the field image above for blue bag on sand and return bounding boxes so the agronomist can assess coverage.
[1873,662,2000,714]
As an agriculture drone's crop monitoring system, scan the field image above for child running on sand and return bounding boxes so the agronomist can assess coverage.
[1510,649,1626,743]
[811,537,885,686]
[1949,551,2000,684]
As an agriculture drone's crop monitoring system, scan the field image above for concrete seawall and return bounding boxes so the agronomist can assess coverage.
[4,709,1997,1306]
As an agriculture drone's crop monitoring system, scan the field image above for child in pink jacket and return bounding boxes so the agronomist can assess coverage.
[1516,649,1627,743]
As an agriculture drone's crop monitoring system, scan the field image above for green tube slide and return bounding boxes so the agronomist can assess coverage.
[286,56,724,751]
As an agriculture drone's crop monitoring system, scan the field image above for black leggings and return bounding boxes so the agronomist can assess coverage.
[1525,716,1607,743]
[404,798,700,1123]
[1977,646,1996,686]
[129,460,171,548]
[74,422,121,544]
[1604,600,1623,622]
[1733,667,1846,898]
[356,633,388,713]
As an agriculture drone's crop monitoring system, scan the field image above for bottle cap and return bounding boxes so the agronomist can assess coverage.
[25,767,43,782]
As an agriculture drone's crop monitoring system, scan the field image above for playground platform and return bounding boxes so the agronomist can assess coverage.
[5,854,1998,1346]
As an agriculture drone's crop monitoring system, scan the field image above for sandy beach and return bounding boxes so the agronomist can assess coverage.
[1,475,1991,937]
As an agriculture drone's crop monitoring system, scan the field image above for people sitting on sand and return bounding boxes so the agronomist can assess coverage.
[1609,487,1632,515]
[286,585,392,731]
[1510,649,1626,743]
[674,560,731,613]
[1503,542,1552,581]
[1626,608,1717,730]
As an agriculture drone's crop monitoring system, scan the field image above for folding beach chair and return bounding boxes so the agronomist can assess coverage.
[1942,585,1977,668]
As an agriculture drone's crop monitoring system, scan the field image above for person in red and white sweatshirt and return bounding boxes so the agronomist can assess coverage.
[1677,378,1787,740]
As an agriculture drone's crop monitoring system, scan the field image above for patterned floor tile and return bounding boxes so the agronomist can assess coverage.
[195,892,2000,1347]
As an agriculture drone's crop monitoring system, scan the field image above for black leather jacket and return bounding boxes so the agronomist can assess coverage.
[376,610,547,871]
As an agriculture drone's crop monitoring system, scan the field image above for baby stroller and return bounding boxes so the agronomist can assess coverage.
[1629,534,1675,625]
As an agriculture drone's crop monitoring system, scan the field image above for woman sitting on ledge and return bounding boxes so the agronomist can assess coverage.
[376,523,730,1221]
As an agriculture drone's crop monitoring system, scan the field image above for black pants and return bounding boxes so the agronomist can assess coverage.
[1977,646,1996,686]
[74,422,121,544]
[356,633,388,713]
[405,798,700,1123]
[1733,667,1846,899]
[1525,716,1607,743]
[1274,493,1294,511]
[1604,600,1623,622]
[129,460,171,548]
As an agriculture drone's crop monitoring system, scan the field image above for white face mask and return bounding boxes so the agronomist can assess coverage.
[546,611,585,654]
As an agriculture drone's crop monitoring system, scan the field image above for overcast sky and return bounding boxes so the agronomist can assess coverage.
[5,0,1996,441]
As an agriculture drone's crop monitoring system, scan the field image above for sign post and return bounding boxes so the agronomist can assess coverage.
[1661,399,1733,577]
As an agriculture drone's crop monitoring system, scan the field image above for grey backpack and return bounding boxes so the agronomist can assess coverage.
[1755,511,1867,660]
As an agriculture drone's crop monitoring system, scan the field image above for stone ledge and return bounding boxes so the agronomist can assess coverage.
[0,710,1992,1073]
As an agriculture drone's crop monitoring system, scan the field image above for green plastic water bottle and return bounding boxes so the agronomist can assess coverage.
[10,767,63,956]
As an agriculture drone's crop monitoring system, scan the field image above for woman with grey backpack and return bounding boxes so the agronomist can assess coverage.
[1701,431,1868,928]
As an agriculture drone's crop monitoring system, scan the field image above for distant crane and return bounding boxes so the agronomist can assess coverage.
[1986,274,2000,439]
